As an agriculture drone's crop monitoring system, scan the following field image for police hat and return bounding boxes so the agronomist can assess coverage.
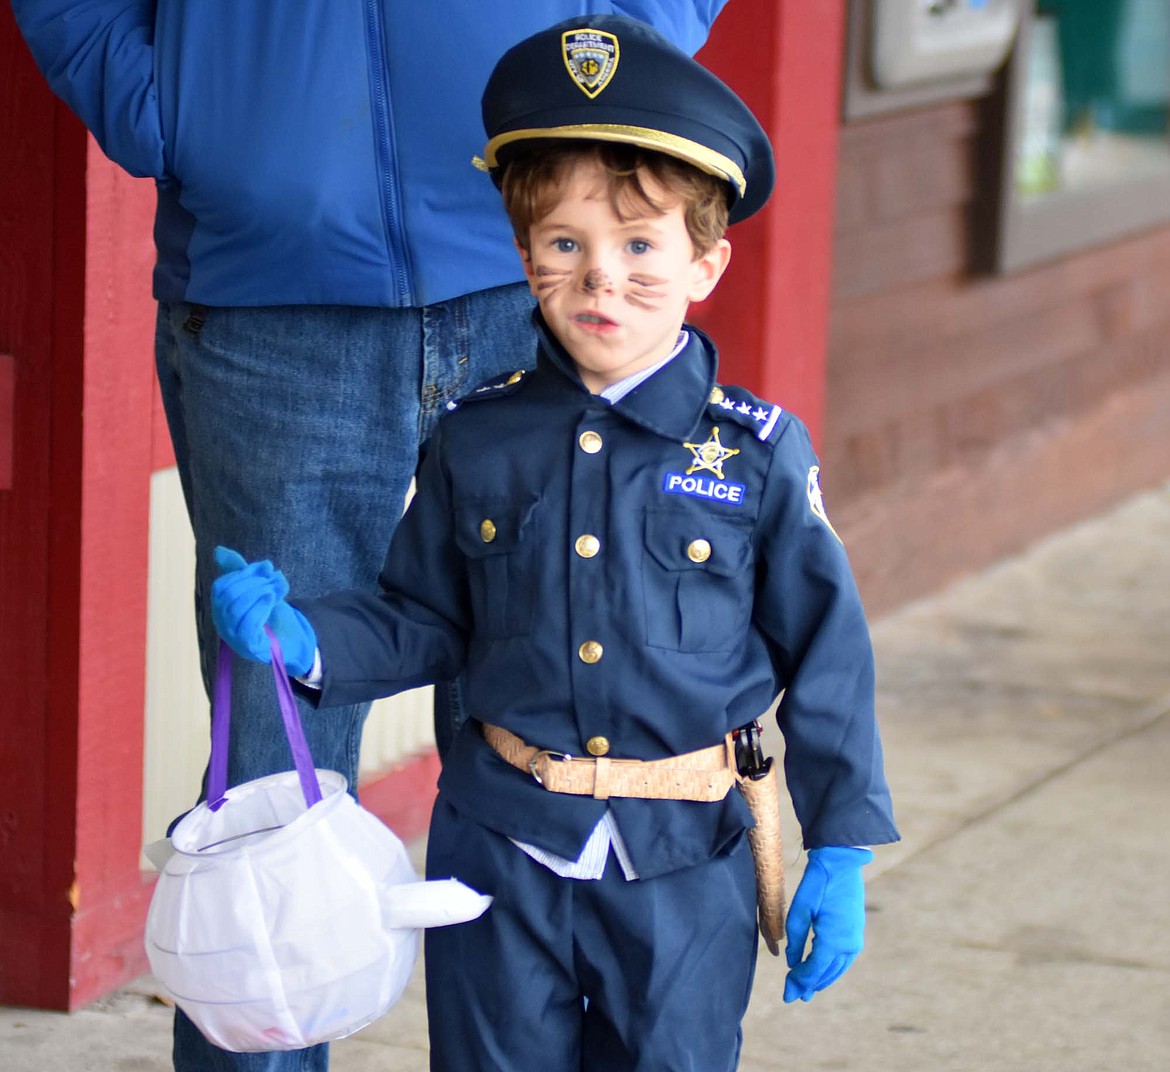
[480,15,774,223]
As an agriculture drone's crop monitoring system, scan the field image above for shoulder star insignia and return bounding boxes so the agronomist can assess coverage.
[709,387,785,441]
[683,426,740,480]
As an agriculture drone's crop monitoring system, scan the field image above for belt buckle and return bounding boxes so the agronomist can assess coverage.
[528,748,572,786]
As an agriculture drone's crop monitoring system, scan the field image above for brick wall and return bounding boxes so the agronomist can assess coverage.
[825,100,1170,615]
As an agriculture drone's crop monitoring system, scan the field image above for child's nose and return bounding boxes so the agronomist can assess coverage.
[579,266,615,294]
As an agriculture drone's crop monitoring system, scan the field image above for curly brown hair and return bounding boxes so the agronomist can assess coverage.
[500,142,731,257]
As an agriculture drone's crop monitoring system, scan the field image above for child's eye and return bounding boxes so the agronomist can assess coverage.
[626,239,653,255]
[553,237,578,253]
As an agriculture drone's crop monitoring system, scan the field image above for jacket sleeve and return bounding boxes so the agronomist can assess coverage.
[10,0,164,178]
[610,0,730,55]
[752,418,899,850]
[292,424,470,708]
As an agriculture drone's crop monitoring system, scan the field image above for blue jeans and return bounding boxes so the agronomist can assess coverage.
[157,285,535,1072]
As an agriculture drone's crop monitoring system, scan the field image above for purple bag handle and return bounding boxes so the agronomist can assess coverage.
[207,627,323,812]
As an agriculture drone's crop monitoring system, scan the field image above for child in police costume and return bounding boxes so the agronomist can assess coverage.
[211,15,898,1071]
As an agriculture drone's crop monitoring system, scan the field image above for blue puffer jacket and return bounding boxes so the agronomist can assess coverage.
[11,1,729,307]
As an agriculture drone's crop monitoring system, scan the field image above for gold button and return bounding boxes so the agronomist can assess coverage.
[480,519,497,543]
[578,640,603,664]
[709,386,725,404]
[687,538,712,563]
[586,736,610,757]
[579,431,603,454]
[575,534,600,558]
[507,370,525,385]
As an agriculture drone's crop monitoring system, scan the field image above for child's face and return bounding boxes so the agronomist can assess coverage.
[517,160,730,394]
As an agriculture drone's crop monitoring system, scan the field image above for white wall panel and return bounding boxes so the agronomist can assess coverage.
[141,468,206,862]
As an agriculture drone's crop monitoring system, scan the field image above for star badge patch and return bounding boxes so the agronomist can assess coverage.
[562,29,620,99]
[683,426,740,481]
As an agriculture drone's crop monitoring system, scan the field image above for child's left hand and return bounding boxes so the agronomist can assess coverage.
[783,846,873,1003]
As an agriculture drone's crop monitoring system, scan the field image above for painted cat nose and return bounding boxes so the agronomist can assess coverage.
[581,268,612,292]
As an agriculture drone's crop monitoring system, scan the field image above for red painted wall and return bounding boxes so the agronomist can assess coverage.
[68,145,160,1007]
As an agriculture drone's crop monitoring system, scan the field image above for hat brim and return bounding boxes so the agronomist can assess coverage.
[483,123,747,200]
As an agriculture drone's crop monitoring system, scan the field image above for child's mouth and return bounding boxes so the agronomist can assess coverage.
[576,312,616,327]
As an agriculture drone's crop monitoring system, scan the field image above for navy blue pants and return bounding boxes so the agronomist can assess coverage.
[425,798,759,1072]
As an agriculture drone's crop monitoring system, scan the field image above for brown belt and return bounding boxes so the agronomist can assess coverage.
[481,722,738,802]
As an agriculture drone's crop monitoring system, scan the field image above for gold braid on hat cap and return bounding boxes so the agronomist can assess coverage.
[480,123,747,197]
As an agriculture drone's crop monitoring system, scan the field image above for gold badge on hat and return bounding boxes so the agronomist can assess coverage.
[562,29,620,99]
[684,427,740,481]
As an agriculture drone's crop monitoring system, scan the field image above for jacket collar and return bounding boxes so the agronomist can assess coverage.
[533,310,718,443]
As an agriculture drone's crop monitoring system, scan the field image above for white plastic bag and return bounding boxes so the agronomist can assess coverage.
[145,634,489,1052]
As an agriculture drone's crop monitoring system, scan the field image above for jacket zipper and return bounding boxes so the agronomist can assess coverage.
[364,0,413,304]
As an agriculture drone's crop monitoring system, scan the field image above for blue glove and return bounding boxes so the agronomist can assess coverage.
[783,845,873,1003]
[210,546,317,677]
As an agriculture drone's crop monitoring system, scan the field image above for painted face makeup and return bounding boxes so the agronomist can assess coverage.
[625,273,669,311]
[533,265,570,295]
[583,268,611,292]
[519,160,730,394]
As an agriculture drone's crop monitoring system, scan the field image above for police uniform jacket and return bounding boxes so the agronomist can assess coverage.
[296,315,899,879]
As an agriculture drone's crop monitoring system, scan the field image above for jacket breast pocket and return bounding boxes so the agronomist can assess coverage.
[454,497,540,639]
[642,510,754,652]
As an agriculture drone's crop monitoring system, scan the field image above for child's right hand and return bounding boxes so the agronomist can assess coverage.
[211,546,317,676]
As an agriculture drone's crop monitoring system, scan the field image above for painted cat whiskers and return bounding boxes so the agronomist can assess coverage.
[532,261,667,311]
[625,273,668,310]
[533,265,570,296]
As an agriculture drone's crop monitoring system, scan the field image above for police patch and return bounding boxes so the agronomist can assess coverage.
[663,472,746,505]
[562,29,619,99]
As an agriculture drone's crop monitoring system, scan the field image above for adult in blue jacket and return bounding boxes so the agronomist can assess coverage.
[9,2,731,1069]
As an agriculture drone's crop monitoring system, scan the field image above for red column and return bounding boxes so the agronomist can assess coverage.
[1,13,84,1009]
[694,0,846,448]
[1,7,157,1008]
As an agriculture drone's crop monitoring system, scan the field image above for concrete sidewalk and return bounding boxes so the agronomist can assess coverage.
[4,483,1169,1071]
